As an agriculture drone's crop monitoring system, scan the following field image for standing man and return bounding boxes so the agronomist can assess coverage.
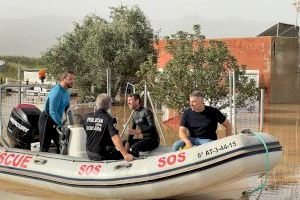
[125,93,160,157]
[83,93,133,162]
[38,70,75,153]
[172,91,232,151]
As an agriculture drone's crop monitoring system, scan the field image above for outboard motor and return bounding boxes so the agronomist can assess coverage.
[7,104,41,149]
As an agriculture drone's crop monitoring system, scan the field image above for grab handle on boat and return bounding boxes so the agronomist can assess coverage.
[113,163,132,170]
[240,128,252,134]
[33,158,47,165]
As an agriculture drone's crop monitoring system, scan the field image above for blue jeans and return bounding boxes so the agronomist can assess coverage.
[172,136,212,151]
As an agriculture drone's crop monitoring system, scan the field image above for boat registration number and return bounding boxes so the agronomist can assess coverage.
[197,141,237,159]
[0,152,32,169]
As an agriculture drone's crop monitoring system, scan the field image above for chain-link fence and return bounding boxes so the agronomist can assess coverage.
[235,71,261,132]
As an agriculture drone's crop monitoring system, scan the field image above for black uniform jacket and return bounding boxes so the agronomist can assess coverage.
[83,109,118,154]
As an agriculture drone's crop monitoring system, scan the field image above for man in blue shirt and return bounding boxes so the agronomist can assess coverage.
[38,70,75,153]
[172,91,232,151]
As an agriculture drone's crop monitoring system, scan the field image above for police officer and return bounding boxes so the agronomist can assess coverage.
[83,93,133,162]
[125,93,160,157]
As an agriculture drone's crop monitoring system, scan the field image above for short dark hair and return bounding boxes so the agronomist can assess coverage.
[59,70,75,81]
[128,93,142,104]
[189,91,204,98]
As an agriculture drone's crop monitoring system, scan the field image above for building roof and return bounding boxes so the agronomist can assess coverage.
[257,23,299,37]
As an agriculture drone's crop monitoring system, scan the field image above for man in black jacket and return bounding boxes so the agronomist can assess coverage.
[83,93,133,161]
[125,93,160,157]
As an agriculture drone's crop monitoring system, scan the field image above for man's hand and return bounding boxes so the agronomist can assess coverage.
[221,119,232,137]
[124,153,134,162]
[179,126,192,148]
[184,140,193,148]
[111,135,134,162]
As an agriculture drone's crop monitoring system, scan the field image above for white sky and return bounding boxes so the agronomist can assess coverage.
[0,0,297,23]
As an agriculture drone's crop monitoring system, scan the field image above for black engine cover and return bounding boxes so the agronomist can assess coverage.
[7,104,41,149]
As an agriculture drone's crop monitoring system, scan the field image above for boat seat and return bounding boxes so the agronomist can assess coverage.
[67,126,88,159]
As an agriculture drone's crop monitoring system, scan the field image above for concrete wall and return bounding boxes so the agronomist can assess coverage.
[270,37,300,103]
[220,37,272,87]
[221,37,272,104]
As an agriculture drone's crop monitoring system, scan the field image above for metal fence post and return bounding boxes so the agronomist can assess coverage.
[144,84,147,108]
[232,70,237,134]
[229,70,233,123]
[106,68,111,96]
[106,68,111,113]
[18,66,21,104]
[259,88,265,132]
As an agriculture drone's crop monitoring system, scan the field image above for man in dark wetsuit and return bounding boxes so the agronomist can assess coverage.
[83,93,133,162]
[172,91,232,151]
[125,93,160,157]
[38,70,75,153]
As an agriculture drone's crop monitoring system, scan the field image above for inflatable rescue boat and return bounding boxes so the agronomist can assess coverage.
[0,104,282,199]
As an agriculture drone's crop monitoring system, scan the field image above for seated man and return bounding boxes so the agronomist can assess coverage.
[83,93,133,162]
[172,91,232,151]
[125,93,160,157]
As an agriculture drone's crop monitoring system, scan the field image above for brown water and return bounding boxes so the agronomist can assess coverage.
[253,104,300,200]
[0,103,299,199]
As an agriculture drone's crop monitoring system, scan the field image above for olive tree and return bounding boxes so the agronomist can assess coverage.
[43,5,157,100]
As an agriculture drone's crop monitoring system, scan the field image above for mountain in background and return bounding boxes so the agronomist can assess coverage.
[0,15,75,57]
[0,15,275,57]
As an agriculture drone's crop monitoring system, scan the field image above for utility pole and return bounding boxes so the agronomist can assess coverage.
[293,0,300,36]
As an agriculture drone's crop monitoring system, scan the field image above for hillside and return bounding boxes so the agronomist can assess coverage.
[0,56,44,82]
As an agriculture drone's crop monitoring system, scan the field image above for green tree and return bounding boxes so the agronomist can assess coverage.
[43,15,107,97]
[137,25,258,113]
[43,6,157,100]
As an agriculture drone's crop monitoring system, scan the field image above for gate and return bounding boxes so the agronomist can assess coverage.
[229,70,262,133]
